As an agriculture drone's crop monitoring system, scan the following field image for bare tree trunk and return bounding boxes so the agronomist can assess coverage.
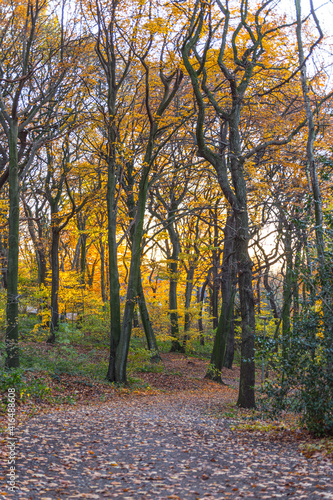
[211,206,220,330]
[168,228,183,353]
[106,162,122,381]
[183,265,195,349]
[223,215,237,369]
[71,237,81,271]
[47,226,60,343]
[206,213,236,379]
[5,121,20,368]
[100,240,106,303]
[230,110,255,409]
[197,279,208,345]
[263,267,280,321]
[115,164,150,381]
[0,233,8,289]
[137,269,161,362]
[182,13,256,406]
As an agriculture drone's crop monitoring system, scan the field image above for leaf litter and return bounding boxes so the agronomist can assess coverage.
[0,353,332,499]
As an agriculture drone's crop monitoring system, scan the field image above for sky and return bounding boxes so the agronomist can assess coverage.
[278,0,333,37]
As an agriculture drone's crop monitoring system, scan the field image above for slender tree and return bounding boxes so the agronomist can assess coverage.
[0,0,82,366]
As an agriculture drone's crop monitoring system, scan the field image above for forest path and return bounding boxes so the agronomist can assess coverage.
[1,388,333,499]
[1,354,333,499]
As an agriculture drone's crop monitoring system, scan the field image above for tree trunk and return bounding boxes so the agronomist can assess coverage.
[133,305,139,328]
[211,255,219,330]
[100,240,106,303]
[206,213,236,378]
[124,157,160,361]
[223,214,237,369]
[0,233,8,290]
[263,267,280,321]
[168,227,183,352]
[256,275,261,314]
[80,233,87,286]
[22,197,47,286]
[235,220,256,408]
[86,259,96,288]
[115,164,150,382]
[229,113,256,409]
[5,121,20,368]
[183,265,195,349]
[47,227,60,343]
[295,0,332,375]
[197,278,209,346]
[37,246,47,287]
[224,317,235,369]
[211,206,220,330]
[106,160,122,382]
[281,229,293,355]
[71,237,81,271]
[137,270,161,362]
[295,0,325,270]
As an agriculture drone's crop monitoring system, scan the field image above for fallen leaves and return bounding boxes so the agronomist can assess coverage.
[0,353,332,500]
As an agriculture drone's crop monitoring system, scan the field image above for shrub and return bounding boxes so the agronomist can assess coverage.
[0,368,50,404]
[258,305,333,437]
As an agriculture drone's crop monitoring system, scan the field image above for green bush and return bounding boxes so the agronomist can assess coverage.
[0,368,50,404]
[127,347,152,373]
[137,363,164,373]
[258,306,333,437]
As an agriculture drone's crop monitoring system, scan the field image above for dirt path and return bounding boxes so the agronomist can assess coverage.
[1,392,333,499]
[1,355,332,499]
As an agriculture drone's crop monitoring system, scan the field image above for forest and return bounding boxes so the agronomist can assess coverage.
[0,0,333,450]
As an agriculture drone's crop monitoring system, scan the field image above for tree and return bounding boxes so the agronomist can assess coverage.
[0,0,83,367]
[84,0,185,382]
[180,0,322,407]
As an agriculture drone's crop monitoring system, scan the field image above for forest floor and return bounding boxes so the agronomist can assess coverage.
[0,352,333,499]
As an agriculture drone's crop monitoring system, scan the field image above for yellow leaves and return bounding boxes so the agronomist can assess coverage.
[31,307,51,335]
[143,18,168,35]
[0,198,9,227]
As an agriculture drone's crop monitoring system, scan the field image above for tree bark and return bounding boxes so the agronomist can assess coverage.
[5,121,20,368]
[206,212,236,379]
[197,279,208,345]
[106,160,122,381]
[211,206,220,330]
[100,240,106,303]
[168,226,183,353]
[71,237,81,271]
[47,226,60,343]
[223,214,236,369]
[137,269,161,362]
[281,227,293,346]
[263,267,280,321]
[0,233,8,290]
[124,158,160,360]
[22,196,47,286]
[183,264,195,349]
